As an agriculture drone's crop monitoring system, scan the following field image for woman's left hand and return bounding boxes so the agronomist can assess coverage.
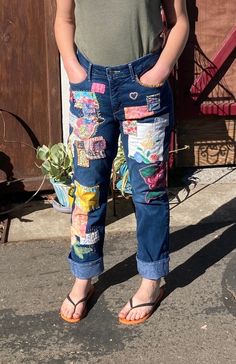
[139,64,170,87]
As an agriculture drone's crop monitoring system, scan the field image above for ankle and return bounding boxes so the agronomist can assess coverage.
[141,278,161,289]
[74,277,92,287]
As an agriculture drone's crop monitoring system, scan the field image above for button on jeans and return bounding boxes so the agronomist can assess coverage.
[68,48,174,280]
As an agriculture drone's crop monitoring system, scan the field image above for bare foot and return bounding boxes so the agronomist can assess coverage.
[118,278,161,321]
[60,278,92,320]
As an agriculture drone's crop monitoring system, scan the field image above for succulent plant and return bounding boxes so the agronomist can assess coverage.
[36,143,73,184]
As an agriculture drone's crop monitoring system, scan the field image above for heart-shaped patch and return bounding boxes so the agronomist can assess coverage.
[129,92,138,100]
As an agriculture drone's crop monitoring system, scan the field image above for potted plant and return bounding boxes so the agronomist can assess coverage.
[36,143,73,211]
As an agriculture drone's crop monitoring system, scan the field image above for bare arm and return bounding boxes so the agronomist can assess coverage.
[140,0,189,85]
[54,0,86,83]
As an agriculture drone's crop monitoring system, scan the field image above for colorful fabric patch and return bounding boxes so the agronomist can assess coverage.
[73,245,93,259]
[77,147,89,167]
[146,94,160,112]
[128,113,169,163]
[91,82,106,94]
[124,105,154,120]
[84,136,106,160]
[71,91,104,139]
[80,230,100,245]
[71,205,88,239]
[73,116,100,140]
[74,181,100,213]
[139,163,166,190]
[123,120,137,135]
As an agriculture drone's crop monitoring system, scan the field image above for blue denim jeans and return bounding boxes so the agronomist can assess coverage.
[68,48,174,280]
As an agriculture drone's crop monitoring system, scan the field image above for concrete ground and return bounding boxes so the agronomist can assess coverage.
[0,167,236,363]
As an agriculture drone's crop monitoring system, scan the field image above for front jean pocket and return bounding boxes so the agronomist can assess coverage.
[135,75,165,90]
[69,76,88,90]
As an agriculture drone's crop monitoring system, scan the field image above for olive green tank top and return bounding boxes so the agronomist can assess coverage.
[74,0,163,66]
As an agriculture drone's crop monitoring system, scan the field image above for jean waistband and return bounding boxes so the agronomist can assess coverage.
[76,48,162,81]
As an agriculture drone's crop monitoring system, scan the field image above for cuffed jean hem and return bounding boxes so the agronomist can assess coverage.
[136,256,170,280]
[68,254,104,279]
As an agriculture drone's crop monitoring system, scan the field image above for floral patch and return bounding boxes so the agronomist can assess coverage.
[74,181,100,213]
[139,163,166,190]
[71,205,88,239]
[124,105,154,120]
[71,91,104,140]
[123,120,137,135]
[128,113,169,163]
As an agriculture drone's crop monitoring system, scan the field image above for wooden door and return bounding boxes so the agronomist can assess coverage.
[175,0,236,167]
[0,0,61,194]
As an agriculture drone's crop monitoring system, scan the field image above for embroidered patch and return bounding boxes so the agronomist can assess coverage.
[139,163,166,190]
[129,92,138,100]
[128,113,169,163]
[123,120,137,135]
[146,93,160,112]
[74,181,100,213]
[77,147,89,167]
[71,205,88,239]
[80,229,100,245]
[84,136,106,160]
[124,105,154,120]
[91,82,106,94]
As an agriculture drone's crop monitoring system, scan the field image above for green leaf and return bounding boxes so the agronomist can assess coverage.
[36,145,49,161]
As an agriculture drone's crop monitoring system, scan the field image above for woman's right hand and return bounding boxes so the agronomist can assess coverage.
[66,63,87,84]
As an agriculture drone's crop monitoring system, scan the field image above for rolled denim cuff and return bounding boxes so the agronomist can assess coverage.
[68,253,104,279]
[136,256,169,280]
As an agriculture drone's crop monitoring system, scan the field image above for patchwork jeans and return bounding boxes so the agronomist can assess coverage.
[68,48,174,280]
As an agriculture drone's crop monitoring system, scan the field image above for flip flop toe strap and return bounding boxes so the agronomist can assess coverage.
[67,292,90,308]
[129,297,156,311]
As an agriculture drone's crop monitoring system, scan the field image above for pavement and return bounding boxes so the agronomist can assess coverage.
[0,167,236,363]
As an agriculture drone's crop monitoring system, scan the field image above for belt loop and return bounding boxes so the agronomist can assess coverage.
[87,63,93,81]
[128,63,135,81]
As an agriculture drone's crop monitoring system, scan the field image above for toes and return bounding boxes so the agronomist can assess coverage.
[72,304,85,319]
[118,303,131,318]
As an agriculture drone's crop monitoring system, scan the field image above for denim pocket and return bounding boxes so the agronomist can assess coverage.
[135,75,165,90]
[69,76,88,90]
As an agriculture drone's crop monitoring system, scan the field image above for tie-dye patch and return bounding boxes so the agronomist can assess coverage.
[123,120,137,135]
[128,113,169,163]
[124,105,154,120]
[139,162,166,190]
[146,93,160,112]
[74,181,100,213]
[84,136,106,160]
[91,82,106,94]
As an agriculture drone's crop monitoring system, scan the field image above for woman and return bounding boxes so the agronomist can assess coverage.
[55,0,189,325]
